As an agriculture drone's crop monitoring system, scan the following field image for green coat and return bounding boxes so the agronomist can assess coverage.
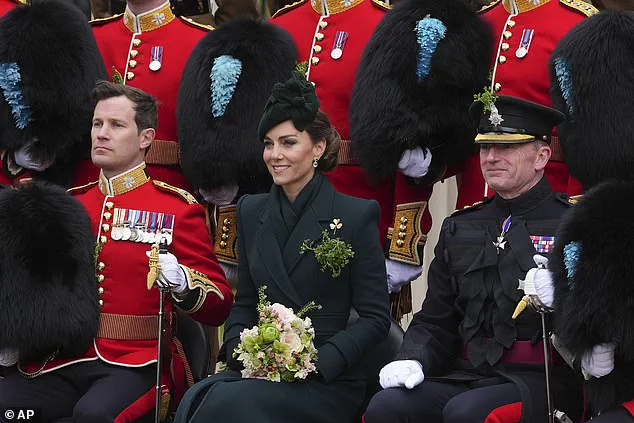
[174,176,390,423]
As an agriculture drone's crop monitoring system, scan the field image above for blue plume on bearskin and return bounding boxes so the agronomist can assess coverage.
[350,0,492,182]
[550,12,634,189]
[0,0,107,186]
[210,55,242,118]
[415,16,447,80]
[178,19,298,195]
[550,180,634,414]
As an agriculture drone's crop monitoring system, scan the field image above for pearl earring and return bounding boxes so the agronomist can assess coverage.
[313,158,319,168]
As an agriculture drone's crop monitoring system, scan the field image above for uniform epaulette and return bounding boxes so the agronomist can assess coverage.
[478,0,501,14]
[178,16,213,31]
[67,180,99,195]
[90,13,123,26]
[371,0,391,11]
[559,0,598,17]
[557,193,582,206]
[153,180,198,204]
[271,0,308,18]
[450,196,494,216]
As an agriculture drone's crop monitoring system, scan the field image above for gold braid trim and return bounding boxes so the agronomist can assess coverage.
[478,0,501,14]
[387,202,427,265]
[558,0,598,16]
[181,265,225,313]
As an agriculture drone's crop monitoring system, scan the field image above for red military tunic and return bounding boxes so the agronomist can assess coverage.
[271,0,432,270]
[455,0,597,209]
[91,3,210,190]
[0,0,21,16]
[19,163,233,417]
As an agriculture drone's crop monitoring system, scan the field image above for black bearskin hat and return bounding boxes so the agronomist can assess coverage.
[550,180,634,413]
[550,12,634,189]
[0,0,107,186]
[0,182,98,362]
[178,19,298,196]
[350,0,492,181]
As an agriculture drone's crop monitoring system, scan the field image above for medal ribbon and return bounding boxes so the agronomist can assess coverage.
[151,46,163,65]
[519,29,534,52]
[332,31,348,52]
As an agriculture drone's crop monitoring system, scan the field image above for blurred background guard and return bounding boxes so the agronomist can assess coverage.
[454,0,597,210]
[177,19,297,278]
[91,0,212,190]
[0,0,107,188]
[364,96,582,423]
[544,10,634,423]
[349,0,492,319]
[0,81,233,423]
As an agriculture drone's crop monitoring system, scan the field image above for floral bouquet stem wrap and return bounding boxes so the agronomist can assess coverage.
[234,286,321,382]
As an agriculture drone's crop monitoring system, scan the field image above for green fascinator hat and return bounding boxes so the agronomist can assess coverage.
[258,72,320,140]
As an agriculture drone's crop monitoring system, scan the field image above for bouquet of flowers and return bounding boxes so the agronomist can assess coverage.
[234,286,321,382]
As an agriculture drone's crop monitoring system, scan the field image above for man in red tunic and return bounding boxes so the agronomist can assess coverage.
[91,0,211,190]
[455,0,597,209]
[0,82,233,423]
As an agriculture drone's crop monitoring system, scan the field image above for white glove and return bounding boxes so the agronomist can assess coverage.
[398,147,432,178]
[13,142,55,172]
[199,185,239,206]
[581,343,616,380]
[0,347,18,367]
[145,251,188,294]
[521,255,554,308]
[386,259,423,294]
[379,360,425,389]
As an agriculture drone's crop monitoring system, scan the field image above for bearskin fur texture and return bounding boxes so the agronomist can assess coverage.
[0,0,107,186]
[178,19,298,194]
[0,182,98,362]
[349,0,492,181]
[550,12,634,189]
[550,180,634,412]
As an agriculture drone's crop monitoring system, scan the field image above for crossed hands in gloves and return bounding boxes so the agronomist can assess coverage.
[145,250,188,294]
[379,360,425,390]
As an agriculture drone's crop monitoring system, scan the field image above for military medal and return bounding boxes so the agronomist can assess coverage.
[129,209,140,242]
[136,211,148,242]
[330,31,348,60]
[160,213,175,245]
[121,209,132,241]
[493,215,511,254]
[147,212,157,244]
[515,29,534,59]
[149,46,163,72]
[111,208,123,241]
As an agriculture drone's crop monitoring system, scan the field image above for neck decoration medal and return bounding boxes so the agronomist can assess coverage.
[494,215,512,254]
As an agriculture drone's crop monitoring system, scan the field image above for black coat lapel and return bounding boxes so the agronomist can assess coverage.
[255,207,305,307]
[282,178,336,275]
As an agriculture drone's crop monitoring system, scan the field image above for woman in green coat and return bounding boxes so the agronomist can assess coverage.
[173,74,390,422]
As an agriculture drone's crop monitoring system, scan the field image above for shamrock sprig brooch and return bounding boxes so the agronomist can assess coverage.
[300,219,355,278]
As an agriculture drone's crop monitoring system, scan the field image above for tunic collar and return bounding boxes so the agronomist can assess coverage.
[123,1,175,33]
[99,162,150,196]
[502,0,551,14]
[494,176,551,216]
[311,0,365,15]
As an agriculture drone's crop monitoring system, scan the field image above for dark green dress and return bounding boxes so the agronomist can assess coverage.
[174,172,390,423]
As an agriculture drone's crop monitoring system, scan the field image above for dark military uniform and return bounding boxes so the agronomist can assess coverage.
[365,96,582,423]
[365,177,580,423]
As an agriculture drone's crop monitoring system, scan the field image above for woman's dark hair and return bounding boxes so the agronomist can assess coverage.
[305,110,341,172]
